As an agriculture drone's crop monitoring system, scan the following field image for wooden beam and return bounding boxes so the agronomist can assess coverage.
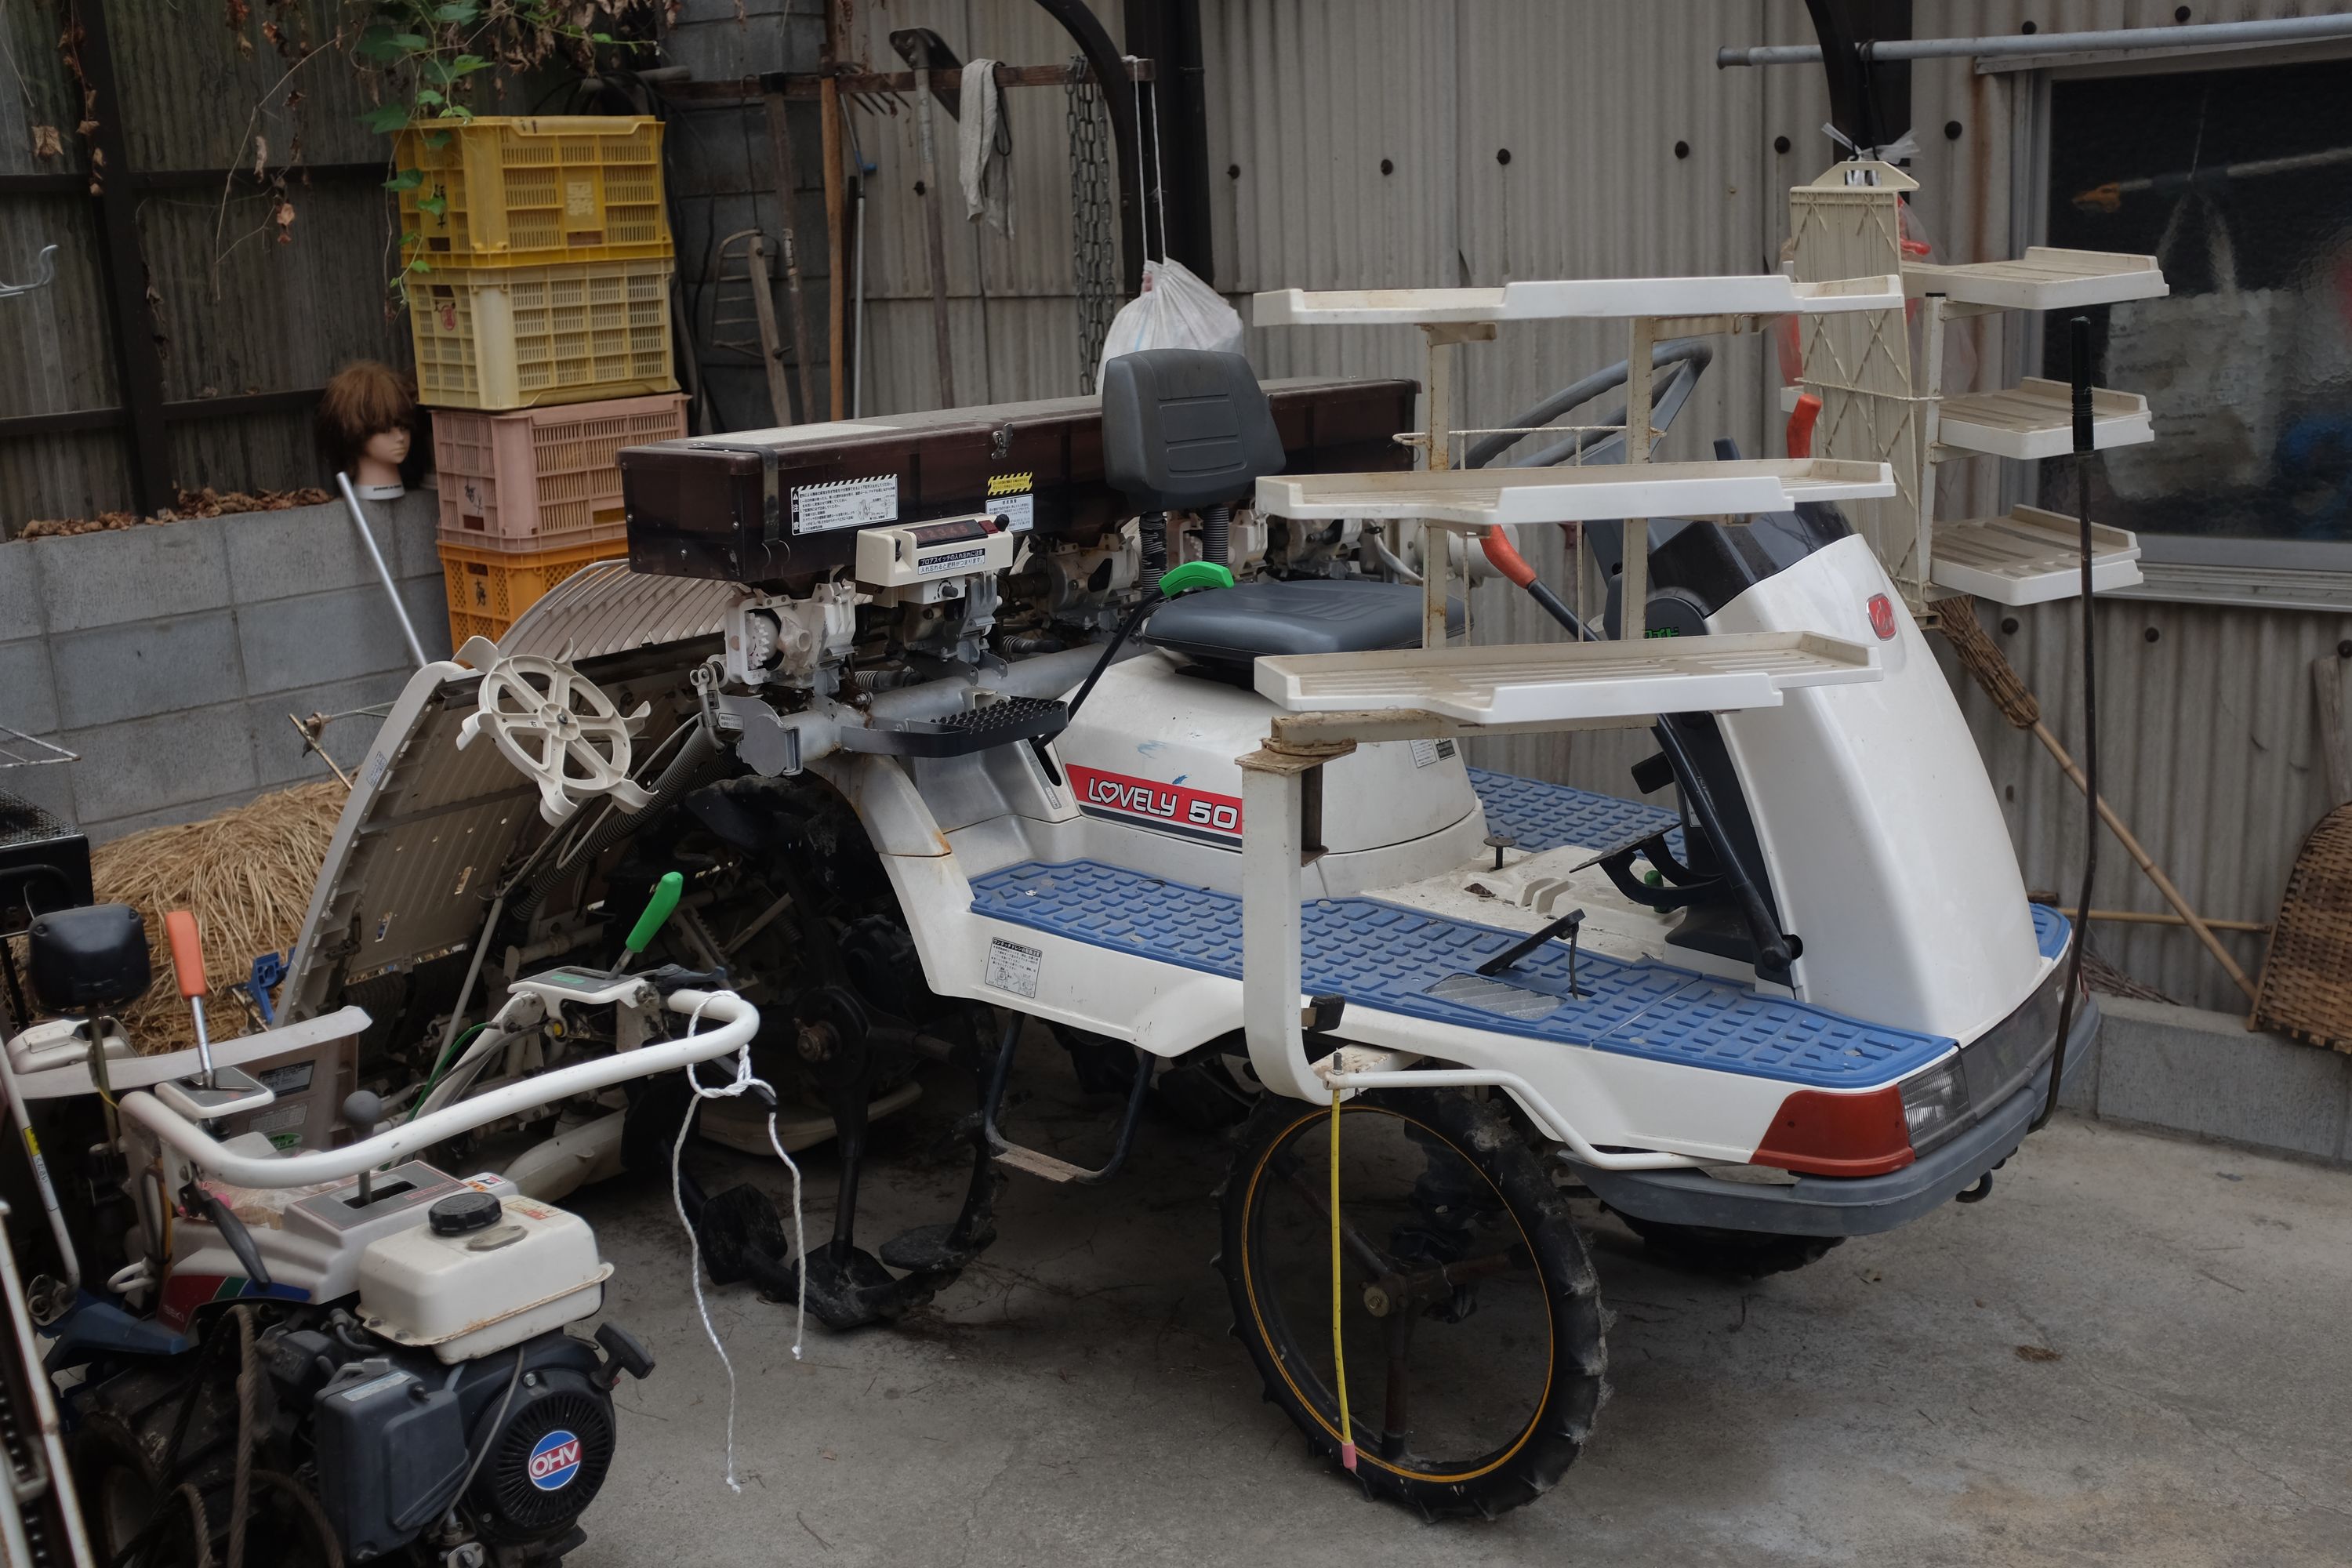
[659,59,1155,106]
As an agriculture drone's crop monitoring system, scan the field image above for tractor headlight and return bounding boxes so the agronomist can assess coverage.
[1898,1058,1970,1152]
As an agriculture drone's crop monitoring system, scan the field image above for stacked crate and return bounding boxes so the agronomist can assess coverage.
[397,116,682,643]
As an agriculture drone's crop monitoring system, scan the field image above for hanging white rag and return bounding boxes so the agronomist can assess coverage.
[959,57,1014,237]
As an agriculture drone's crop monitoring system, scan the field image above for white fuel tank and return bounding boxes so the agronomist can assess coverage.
[357,1191,611,1364]
[1053,652,1483,893]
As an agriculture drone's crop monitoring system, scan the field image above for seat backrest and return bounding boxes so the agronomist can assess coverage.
[1101,349,1286,514]
[28,902,151,1013]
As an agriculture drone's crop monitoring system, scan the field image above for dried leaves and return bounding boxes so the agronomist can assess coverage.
[20,485,333,539]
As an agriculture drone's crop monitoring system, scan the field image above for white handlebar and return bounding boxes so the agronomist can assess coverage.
[119,989,757,1189]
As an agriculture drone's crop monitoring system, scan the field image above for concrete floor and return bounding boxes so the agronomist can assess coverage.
[566,1068,2352,1568]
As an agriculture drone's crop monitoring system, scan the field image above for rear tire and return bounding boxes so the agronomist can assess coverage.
[1616,1214,1844,1279]
[1218,1089,1606,1519]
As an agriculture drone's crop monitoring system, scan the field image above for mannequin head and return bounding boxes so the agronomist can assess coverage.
[319,361,417,496]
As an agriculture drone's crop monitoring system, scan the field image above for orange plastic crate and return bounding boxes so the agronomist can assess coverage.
[433,394,685,554]
[437,535,630,646]
[410,258,677,412]
[394,116,671,269]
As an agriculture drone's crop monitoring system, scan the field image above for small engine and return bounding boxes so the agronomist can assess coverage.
[67,1174,653,1566]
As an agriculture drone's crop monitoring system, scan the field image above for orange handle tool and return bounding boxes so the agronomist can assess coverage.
[163,910,208,1000]
[1785,391,1822,459]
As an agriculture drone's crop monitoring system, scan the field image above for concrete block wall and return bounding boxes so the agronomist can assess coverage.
[0,492,450,841]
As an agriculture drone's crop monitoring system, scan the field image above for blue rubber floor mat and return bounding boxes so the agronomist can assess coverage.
[1468,767,1686,858]
[969,859,1955,1088]
[1468,768,2072,962]
[2030,902,2071,960]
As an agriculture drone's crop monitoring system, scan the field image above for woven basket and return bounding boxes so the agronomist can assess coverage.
[2252,802,2352,1053]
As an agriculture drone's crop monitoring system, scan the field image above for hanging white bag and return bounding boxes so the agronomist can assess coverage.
[2105,194,2287,500]
[1094,256,1245,387]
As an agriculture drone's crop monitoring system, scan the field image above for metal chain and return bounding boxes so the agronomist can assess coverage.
[1065,55,1116,393]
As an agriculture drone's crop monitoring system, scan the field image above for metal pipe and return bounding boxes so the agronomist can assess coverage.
[122,990,756,1189]
[1719,13,2352,67]
[336,471,430,669]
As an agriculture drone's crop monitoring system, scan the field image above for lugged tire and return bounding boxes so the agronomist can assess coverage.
[1217,1089,1607,1519]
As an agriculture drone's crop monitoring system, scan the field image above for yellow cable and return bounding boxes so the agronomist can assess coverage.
[1329,1086,1357,1472]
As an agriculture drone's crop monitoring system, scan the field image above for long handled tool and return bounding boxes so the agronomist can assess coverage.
[1937,597,2259,1003]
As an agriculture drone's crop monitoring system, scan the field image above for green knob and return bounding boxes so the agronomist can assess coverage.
[626,871,684,954]
[1157,561,1236,597]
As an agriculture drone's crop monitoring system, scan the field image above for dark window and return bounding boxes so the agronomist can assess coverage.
[2045,58,2352,544]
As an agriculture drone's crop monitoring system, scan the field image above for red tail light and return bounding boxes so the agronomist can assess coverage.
[1752,1084,1915,1178]
[1867,593,1897,641]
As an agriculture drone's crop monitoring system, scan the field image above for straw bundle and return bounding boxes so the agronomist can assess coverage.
[86,781,347,1053]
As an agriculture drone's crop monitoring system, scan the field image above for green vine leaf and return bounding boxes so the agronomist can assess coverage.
[383,168,424,191]
[361,103,411,134]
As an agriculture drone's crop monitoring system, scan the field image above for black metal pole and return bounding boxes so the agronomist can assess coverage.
[1123,0,1213,282]
[71,0,173,515]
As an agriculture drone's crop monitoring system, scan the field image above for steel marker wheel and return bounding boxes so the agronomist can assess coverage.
[1217,1088,1607,1519]
[456,652,654,826]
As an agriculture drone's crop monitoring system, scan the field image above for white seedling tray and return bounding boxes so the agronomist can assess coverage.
[1930,506,2143,605]
[1902,247,2167,312]
[1253,631,1881,726]
[1252,273,1904,327]
[1254,459,1894,527]
[1934,379,2153,462]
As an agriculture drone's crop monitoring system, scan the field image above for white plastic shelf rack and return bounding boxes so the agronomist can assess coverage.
[1251,273,1904,327]
[1901,247,2167,312]
[1254,458,1894,528]
[1253,631,1881,727]
[1934,379,2153,462]
[1929,506,2143,606]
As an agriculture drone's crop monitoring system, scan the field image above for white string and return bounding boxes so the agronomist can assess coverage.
[666,993,808,1495]
[1123,55,1156,267]
[1146,78,1167,265]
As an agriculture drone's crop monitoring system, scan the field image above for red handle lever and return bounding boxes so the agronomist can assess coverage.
[163,909,208,1000]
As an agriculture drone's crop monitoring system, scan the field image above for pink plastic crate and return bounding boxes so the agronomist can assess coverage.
[432,392,687,552]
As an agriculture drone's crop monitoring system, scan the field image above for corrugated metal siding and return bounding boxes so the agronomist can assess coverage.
[1190,0,2347,1007]
[0,1,405,526]
[841,0,1124,416]
[1891,2,2350,1008]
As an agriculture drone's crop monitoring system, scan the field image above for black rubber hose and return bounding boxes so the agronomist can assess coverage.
[1465,339,1714,469]
[1200,503,1231,567]
[2033,318,2102,1133]
[509,721,724,922]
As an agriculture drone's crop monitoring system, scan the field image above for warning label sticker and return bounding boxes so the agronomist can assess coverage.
[985,938,1042,998]
[791,474,898,534]
[1409,737,1459,768]
[987,471,1036,533]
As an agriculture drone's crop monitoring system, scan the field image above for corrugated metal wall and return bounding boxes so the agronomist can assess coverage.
[1882,0,2352,1011]
[833,0,1124,416]
[1,1,407,530]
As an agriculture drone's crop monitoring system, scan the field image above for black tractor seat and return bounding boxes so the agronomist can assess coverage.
[1145,577,1461,666]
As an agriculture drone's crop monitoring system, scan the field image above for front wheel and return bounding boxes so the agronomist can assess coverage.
[1217,1089,1607,1519]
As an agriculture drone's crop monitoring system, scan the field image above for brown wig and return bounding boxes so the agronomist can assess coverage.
[318,360,417,472]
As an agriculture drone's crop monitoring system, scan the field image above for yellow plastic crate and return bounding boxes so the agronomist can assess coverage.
[437,535,630,646]
[410,259,678,412]
[395,116,671,268]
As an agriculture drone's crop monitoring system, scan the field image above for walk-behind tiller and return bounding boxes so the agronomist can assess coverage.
[1,879,760,1564]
